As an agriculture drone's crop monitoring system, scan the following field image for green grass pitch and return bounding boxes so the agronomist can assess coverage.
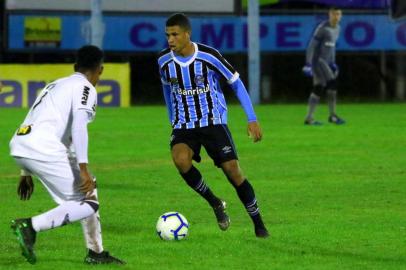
[0,104,405,269]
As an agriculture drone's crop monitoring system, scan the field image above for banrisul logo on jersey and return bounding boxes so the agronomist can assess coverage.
[176,85,210,96]
[0,63,130,108]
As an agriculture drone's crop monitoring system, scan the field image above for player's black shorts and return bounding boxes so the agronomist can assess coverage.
[170,124,238,167]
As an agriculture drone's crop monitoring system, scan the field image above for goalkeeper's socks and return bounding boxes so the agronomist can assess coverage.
[32,200,98,232]
[235,179,266,229]
[180,166,221,207]
[327,90,337,116]
[306,93,320,121]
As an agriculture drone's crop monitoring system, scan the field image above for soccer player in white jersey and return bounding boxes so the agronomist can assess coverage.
[9,45,125,265]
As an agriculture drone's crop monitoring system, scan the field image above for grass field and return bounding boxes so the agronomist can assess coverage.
[0,104,405,270]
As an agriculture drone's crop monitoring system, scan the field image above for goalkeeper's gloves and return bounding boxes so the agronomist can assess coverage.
[302,63,313,77]
[329,63,339,76]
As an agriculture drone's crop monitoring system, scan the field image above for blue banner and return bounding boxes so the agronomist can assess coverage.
[8,14,406,52]
[278,0,389,9]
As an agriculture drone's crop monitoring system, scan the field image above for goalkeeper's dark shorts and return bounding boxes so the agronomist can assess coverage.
[170,124,239,167]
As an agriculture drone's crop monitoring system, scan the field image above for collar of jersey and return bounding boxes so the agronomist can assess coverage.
[171,42,198,67]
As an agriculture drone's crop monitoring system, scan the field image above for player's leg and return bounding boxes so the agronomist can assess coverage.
[10,157,98,264]
[221,159,269,238]
[326,79,345,124]
[305,64,325,125]
[203,125,268,237]
[171,129,228,230]
[320,60,345,124]
[12,157,124,264]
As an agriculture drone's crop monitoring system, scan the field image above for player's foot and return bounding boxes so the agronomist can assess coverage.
[11,218,37,264]
[328,115,345,125]
[304,119,323,126]
[84,249,126,265]
[212,200,230,231]
[255,226,270,238]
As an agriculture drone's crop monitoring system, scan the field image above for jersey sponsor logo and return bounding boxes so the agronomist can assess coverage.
[176,85,210,96]
[16,125,32,136]
[81,86,90,105]
[324,42,336,47]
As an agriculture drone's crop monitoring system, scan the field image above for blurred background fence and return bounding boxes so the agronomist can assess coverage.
[0,0,404,106]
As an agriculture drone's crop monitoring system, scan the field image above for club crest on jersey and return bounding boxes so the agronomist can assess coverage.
[81,86,90,105]
[16,125,32,136]
[194,75,204,84]
[170,77,179,86]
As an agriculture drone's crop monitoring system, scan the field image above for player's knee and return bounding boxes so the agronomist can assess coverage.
[172,153,192,172]
[312,84,324,96]
[83,199,99,213]
[325,79,337,91]
[221,160,244,185]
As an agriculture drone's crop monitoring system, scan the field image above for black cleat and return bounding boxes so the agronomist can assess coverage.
[328,114,345,125]
[84,249,126,265]
[304,119,323,126]
[11,218,37,264]
[255,226,270,238]
[212,200,230,231]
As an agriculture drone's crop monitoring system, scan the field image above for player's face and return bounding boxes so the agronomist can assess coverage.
[165,26,191,55]
[329,10,342,27]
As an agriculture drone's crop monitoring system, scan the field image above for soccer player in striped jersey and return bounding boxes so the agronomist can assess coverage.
[158,13,269,238]
[302,6,345,125]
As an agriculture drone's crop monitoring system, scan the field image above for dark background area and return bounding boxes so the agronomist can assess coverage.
[0,1,402,104]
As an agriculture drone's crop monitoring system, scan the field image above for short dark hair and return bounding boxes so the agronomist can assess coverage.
[166,13,191,32]
[74,45,104,72]
[329,6,341,12]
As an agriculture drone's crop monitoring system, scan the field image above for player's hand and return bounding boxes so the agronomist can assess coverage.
[18,175,34,200]
[79,169,95,195]
[302,63,313,77]
[247,121,263,143]
[329,63,339,76]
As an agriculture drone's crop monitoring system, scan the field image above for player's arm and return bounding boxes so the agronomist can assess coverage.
[161,82,173,123]
[306,25,323,63]
[158,65,173,123]
[230,78,262,143]
[17,169,34,200]
[72,109,95,194]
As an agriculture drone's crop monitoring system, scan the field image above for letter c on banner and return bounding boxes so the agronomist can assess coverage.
[130,23,157,48]
[345,21,375,47]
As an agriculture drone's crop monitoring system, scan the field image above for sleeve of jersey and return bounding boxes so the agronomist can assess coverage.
[162,84,173,123]
[306,27,323,63]
[230,78,257,122]
[72,109,91,163]
[72,84,97,120]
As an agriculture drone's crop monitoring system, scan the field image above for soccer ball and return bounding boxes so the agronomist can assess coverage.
[156,212,189,241]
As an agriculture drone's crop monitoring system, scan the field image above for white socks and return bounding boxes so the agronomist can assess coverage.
[81,211,103,253]
[31,200,96,232]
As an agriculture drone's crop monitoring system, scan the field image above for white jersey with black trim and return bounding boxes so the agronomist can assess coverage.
[10,72,97,162]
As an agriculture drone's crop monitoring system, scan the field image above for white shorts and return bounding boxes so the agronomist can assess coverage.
[13,156,86,205]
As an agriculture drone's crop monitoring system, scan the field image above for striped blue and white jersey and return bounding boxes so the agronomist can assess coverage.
[158,42,256,129]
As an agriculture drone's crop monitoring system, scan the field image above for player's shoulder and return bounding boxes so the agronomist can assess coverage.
[65,73,96,96]
[157,48,172,67]
[197,43,222,57]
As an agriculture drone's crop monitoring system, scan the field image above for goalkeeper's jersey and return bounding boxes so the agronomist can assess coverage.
[10,73,97,162]
[306,20,340,65]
